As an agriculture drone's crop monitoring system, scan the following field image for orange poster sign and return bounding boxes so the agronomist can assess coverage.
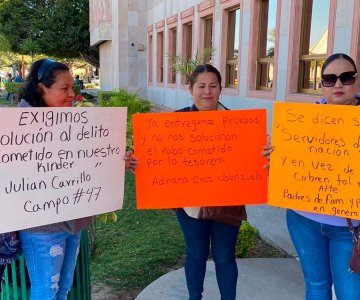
[133,109,268,208]
[268,102,360,220]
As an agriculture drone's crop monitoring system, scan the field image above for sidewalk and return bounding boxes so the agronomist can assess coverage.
[135,205,306,300]
[246,205,297,257]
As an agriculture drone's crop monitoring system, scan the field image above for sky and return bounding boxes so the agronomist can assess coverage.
[309,1,330,49]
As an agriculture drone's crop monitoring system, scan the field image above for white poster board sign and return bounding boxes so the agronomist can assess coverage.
[0,107,127,233]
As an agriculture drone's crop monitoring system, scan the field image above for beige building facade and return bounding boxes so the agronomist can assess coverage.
[90,0,360,121]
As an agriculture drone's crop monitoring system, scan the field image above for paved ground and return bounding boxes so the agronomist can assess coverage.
[246,205,297,256]
[136,258,304,300]
[135,205,306,300]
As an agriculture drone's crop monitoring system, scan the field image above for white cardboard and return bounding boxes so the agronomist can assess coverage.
[0,107,127,233]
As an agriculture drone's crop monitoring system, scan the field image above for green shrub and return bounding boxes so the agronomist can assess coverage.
[170,48,215,84]
[73,84,81,95]
[4,82,24,94]
[236,221,257,258]
[96,89,152,223]
[98,89,152,114]
[98,89,152,150]
[80,91,95,100]
[97,91,117,103]
[4,82,24,103]
[84,83,98,89]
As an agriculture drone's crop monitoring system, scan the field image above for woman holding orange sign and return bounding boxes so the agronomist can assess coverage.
[175,64,247,300]
[263,53,360,299]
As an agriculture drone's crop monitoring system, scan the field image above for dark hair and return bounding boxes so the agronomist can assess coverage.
[19,59,70,107]
[322,53,358,76]
[189,64,222,90]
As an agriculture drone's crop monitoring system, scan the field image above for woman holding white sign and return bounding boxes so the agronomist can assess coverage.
[16,59,93,300]
[15,59,136,300]
[175,64,247,300]
[263,53,360,299]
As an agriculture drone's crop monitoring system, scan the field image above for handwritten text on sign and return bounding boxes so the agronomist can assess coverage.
[268,102,360,220]
[133,109,268,208]
[0,107,127,233]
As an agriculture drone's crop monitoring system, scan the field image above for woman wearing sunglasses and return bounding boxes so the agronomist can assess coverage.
[264,53,360,299]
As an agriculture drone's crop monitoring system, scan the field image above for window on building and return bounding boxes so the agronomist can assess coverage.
[200,15,213,63]
[299,0,330,94]
[202,16,213,62]
[148,33,153,83]
[256,0,277,91]
[357,47,360,75]
[168,28,177,84]
[183,22,193,61]
[357,29,360,70]
[198,1,214,64]
[225,8,240,88]
[204,17,213,49]
[181,21,193,84]
[356,1,360,68]
[157,31,164,83]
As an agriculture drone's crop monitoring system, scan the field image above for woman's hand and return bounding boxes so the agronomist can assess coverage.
[124,150,138,173]
[262,137,273,169]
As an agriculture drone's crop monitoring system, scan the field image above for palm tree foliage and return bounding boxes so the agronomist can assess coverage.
[170,48,215,84]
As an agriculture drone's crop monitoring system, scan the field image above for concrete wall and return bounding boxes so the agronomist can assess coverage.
[90,0,148,97]
[90,0,360,130]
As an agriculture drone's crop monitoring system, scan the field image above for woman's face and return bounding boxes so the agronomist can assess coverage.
[189,72,221,111]
[39,70,75,107]
[322,58,359,105]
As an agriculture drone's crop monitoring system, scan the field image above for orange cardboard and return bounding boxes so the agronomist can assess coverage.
[269,102,360,220]
[133,109,268,208]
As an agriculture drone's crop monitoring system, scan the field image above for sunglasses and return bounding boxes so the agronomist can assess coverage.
[321,71,357,87]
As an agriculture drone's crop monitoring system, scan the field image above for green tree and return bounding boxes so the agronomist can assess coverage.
[266,28,276,58]
[0,0,98,65]
[0,33,10,52]
[0,33,11,91]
